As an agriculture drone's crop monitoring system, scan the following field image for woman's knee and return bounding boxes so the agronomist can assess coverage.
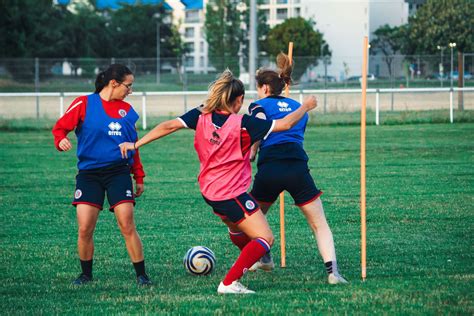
[261,232,274,247]
[78,225,94,240]
[118,220,136,237]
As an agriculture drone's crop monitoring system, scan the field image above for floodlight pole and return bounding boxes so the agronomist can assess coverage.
[156,18,161,85]
[249,0,257,90]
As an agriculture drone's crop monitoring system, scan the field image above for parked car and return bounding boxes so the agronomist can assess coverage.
[450,71,472,80]
[315,75,337,82]
[345,74,376,82]
[426,73,448,80]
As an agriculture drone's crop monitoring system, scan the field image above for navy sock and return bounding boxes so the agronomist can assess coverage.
[80,259,93,278]
[325,261,336,275]
[133,260,146,277]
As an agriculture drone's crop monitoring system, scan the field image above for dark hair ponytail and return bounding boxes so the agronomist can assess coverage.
[94,64,133,93]
[255,52,293,95]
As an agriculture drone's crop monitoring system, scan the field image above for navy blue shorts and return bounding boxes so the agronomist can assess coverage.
[203,192,260,224]
[251,160,322,206]
[72,163,135,212]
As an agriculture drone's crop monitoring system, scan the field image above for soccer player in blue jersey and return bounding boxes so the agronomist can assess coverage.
[52,64,151,286]
[248,53,348,284]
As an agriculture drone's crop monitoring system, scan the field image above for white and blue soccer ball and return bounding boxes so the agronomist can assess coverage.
[183,246,216,276]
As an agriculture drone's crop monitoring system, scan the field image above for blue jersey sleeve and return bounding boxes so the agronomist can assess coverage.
[178,106,203,130]
[242,114,274,144]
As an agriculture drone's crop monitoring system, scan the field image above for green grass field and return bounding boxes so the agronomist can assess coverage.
[1,123,473,314]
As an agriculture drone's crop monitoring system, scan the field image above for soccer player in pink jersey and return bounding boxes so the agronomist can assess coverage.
[120,69,317,294]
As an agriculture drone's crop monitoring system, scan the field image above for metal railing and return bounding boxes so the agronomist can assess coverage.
[1,87,472,128]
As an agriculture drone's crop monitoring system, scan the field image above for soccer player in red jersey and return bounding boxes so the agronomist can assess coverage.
[52,64,151,286]
[120,70,317,294]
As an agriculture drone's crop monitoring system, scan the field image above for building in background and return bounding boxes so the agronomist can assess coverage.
[301,0,409,81]
[55,0,411,80]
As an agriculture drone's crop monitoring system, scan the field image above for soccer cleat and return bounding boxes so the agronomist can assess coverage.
[328,272,348,284]
[249,253,274,272]
[72,273,92,285]
[137,274,152,286]
[217,281,255,294]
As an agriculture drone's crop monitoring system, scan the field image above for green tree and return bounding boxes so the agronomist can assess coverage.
[0,0,75,58]
[265,17,328,80]
[204,0,241,75]
[405,0,474,54]
[370,24,404,77]
[109,5,167,58]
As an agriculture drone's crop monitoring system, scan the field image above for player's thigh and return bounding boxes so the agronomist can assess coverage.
[205,193,260,224]
[113,202,136,230]
[104,168,135,212]
[286,162,322,206]
[236,210,273,245]
[73,171,105,210]
[76,204,101,234]
[298,197,328,226]
[251,162,286,204]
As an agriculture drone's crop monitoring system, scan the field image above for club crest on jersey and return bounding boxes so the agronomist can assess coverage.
[108,122,122,136]
[245,200,256,210]
[277,101,292,112]
[209,131,221,145]
[118,109,127,117]
[75,189,82,199]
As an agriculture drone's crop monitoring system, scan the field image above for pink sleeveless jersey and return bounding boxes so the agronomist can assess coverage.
[194,112,252,201]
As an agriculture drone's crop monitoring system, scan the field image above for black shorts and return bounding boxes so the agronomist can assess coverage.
[203,192,260,224]
[72,163,135,212]
[251,160,322,206]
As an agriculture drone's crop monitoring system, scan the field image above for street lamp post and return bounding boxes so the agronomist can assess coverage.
[237,2,247,78]
[320,43,328,113]
[437,45,445,87]
[249,0,257,91]
[154,13,161,85]
[449,42,456,89]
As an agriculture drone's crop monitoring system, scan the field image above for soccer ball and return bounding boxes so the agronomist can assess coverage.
[183,246,216,276]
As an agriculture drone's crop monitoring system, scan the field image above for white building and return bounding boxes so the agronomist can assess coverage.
[170,0,409,79]
[57,0,410,79]
[301,0,409,80]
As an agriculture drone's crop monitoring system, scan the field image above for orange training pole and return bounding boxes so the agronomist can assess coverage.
[280,41,293,268]
[361,37,368,280]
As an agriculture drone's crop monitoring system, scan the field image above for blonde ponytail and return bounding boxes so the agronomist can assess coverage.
[203,69,245,113]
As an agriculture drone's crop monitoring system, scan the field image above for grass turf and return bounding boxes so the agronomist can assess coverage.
[0,123,473,314]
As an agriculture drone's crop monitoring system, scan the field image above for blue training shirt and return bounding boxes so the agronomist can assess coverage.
[75,93,138,170]
[249,95,309,165]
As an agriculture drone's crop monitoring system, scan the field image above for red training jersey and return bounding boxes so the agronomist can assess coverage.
[52,95,145,184]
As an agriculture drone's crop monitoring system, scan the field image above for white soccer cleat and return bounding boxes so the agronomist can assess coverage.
[217,281,256,294]
[249,253,275,272]
[328,273,349,284]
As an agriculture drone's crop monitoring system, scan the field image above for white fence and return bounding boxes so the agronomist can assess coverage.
[0,87,472,129]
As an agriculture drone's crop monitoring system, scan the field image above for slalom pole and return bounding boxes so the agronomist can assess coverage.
[361,37,368,281]
[280,41,293,268]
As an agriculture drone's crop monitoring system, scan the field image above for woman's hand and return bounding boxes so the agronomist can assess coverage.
[302,95,317,112]
[135,183,144,197]
[119,142,136,159]
[59,138,72,151]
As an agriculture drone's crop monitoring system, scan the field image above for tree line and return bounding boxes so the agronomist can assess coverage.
[1,0,472,80]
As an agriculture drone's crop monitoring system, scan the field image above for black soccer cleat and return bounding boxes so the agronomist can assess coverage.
[137,274,152,286]
[72,273,92,285]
